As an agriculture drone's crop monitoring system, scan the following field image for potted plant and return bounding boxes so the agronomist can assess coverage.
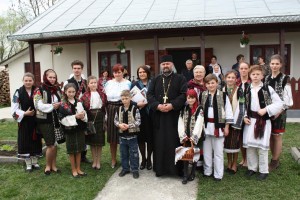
[240,32,250,48]
[117,40,126,53]
[54,46,63,55]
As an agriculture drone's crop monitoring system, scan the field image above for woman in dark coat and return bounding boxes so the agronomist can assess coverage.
[131,65,153,170]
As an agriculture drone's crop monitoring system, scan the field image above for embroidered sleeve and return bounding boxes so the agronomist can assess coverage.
[128,108,141,128]
[177,114,187,143]
[33,89,54,113]
[77,102,88,122]
[11,90,25,122]
[283,83,293,109]
[266,86,284,117]
[191,108,204,145]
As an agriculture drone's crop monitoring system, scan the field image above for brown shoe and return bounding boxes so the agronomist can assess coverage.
[269,159,280,171]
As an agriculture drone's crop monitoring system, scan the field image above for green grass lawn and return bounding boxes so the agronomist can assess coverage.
[197,123,300,200]
[0,121,117,200]
[1,122,300,199]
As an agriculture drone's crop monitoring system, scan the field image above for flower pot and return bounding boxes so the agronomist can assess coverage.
[55,53,61,56]
[240,43,246,48]
[120,48,126,53]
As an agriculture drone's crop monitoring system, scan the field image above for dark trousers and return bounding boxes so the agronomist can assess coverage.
[119,136,139,172]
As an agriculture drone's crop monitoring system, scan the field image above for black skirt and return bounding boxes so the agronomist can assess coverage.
[18,116,42,156]
[85,109,105,146]
[138,108,153,144]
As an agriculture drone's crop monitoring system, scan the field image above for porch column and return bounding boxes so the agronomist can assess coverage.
[28,42,35,74]
[153,35,159,76]
[279,28,285,73]
[200,32,205,66]
[86,39,92,76]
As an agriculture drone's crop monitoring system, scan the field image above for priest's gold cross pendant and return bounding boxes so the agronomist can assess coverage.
[163,95,168,104]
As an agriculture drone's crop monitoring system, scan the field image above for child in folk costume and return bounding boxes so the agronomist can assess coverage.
[175,89,204,184]
[11,73,42,172]
[80,76,107,170]
[114,90,141,179]
[201,74,234,181]
[243,65,283,181]
[222,70,245,174]
[264,54,293,171]
[237,62,251,168]
[59,83,88,178]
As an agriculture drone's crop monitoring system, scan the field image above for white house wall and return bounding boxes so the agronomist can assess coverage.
[8,33,300,100]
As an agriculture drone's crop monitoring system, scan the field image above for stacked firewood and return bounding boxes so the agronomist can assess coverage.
[0,68,10,106]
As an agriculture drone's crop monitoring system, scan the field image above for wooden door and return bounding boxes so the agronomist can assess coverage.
[146,48,213,76]
[25,62,41,86]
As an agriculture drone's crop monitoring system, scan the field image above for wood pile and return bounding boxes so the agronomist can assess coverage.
[0,68,10,106]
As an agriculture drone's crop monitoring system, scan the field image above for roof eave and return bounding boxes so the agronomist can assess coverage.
[8,15,300,41]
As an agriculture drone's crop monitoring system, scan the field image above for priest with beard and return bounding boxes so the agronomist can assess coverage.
[147,55,187,177]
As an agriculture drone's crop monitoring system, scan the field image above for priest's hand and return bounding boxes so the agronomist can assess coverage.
[163,103,173,112]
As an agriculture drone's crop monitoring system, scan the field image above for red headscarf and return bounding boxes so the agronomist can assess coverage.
[186,89,198,115]
[42,69,60,94]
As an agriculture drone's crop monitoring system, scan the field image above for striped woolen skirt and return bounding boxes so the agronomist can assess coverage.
[106,101,122,144]
[86,109,105,146]
[224,127,241,153]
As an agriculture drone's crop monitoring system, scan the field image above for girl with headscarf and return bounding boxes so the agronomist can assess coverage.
[33,69,62,175]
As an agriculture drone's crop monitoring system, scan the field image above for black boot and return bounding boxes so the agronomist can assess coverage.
[188,163,196,181]
[182,162,189,184]
[81,150,91,164]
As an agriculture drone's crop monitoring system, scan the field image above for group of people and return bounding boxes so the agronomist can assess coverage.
[12,53,293,183]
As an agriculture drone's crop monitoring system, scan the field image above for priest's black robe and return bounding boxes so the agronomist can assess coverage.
[147,72,187,176]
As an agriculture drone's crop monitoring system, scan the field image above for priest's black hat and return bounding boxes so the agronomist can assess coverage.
[160,55,173,63]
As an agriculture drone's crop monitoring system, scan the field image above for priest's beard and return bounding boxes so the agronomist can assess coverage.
[162,68,173,76]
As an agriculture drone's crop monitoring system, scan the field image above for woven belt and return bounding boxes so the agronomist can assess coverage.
[207,118,214,123]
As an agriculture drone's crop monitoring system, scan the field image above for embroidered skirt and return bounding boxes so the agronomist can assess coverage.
[271,110,287,134]
[224,127,241,153]
[85,109,105,146]
[65,128,85,154]
[106,101,122,144]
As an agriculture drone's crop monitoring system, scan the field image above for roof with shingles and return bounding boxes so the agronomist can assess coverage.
[10,0,300,41]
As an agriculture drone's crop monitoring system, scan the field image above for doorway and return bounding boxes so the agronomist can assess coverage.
[166,48,213,73]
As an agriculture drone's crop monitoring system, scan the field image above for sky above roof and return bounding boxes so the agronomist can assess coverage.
[10,0,300,40]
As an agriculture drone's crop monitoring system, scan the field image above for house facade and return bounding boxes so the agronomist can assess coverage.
[1,0,300,109]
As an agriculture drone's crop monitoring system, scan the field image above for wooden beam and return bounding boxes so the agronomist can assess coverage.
[153,35,159,76]
[86,39,92,76]
[200,32,205,66]
[279,28,285,73]
[28,42,35,79]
